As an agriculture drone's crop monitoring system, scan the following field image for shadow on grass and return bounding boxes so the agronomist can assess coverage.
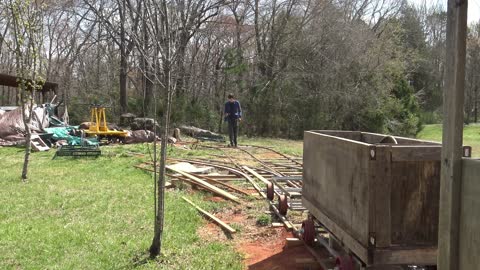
[130,250,155,268]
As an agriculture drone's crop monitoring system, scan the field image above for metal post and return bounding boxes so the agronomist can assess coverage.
[438,0,468,269]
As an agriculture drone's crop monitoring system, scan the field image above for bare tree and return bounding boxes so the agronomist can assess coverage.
[84,0,142,113]
[6,0,45,180]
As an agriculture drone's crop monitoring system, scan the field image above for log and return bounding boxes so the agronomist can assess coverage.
[182,197,236,234]
[179,125,224,141]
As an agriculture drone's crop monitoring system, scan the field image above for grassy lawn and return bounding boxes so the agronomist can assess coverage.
[239,137,303,157]
[0,138,303,270]
[417,124,480,157]
[0,144,243,270]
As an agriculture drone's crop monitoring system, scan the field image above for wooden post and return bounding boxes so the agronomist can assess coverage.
[438,0,468,269]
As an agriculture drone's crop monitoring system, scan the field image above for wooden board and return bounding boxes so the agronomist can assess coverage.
[459,159,480,270]
[168,158,266,198]
[303,131,370,247]
[390,160,440,246]
[167,166,240,203]
[182,197,236,233]
[243,166,271,184]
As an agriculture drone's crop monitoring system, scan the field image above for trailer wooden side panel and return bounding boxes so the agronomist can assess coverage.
[303,131,371,248]
[390,160,440,246]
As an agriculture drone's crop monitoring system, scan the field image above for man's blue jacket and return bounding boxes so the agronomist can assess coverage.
[224,100,242,121]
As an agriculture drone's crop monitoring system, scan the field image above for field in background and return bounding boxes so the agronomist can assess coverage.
[417,124,480,157]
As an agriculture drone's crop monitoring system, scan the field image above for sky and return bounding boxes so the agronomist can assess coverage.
[408,0,480,23]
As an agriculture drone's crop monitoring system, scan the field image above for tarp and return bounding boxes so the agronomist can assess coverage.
[44,126,98,146]
[0,105,49,138]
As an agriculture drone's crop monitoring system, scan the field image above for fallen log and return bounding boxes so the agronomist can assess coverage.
[182,196,236,234]
[166,165,240,204]
[179,125,224,142]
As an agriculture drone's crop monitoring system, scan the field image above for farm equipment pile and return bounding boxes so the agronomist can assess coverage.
[0,101,163,153]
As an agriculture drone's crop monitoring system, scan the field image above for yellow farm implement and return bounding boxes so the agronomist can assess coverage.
[84,106,128,142]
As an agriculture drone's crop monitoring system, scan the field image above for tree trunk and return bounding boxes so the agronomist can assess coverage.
[21,129,32,181]
[141,8,153,117]
[120,48,128,113]
[119,0,128,113]
[475,86,478,123]
[149,1,172,255]
[21,98,33,181]
[149,68,171,259]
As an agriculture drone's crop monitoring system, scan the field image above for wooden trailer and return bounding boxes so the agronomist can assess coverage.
[301,130,471,268]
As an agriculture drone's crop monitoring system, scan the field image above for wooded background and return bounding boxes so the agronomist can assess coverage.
[0,0,479,138]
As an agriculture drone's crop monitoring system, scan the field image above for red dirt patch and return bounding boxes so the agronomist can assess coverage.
[237,229,323,270]
[195,201,326,270]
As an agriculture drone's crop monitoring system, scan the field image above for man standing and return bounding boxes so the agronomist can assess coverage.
[224,93,242,147]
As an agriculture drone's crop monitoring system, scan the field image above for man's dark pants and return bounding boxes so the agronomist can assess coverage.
[227,118,238,146]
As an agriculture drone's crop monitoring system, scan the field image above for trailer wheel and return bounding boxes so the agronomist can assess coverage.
[266,182,274,201]
[301,219,315,246]
[278,195,288,215]
[335,255,354,270]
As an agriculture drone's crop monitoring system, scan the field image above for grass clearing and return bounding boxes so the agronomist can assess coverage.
[239,136,303,157]
[417,124,480,157]
[0,144,243,270]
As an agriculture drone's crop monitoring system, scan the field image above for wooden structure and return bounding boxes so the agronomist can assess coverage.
[302,130,471,267]
[30,134,50,152]
[0,73,58,105]
[438,1,468,268]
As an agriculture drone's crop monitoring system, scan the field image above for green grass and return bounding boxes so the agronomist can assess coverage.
[239,137,303,157]
[0,145,242,270]
[417,124,480,157]
[255,214,271,227]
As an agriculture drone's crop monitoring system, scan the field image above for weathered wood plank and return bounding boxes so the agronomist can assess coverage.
[438,1,468,269]
[243,166,271,185]
[182,197,236,234]
[167,166,240,203]
[390,160,440,246]
[303,131,370,247]
[371,146,391,248]
[168,158,266,198]
[459,159,480,270]
[390,146,442,161]
[373,247,437,265]
[268,200,294,231]
[192,173,251,196]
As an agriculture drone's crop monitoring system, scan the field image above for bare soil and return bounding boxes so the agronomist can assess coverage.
[197,201,324,270]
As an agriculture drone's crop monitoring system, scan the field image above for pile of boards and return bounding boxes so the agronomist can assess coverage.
[135,160,255,234]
